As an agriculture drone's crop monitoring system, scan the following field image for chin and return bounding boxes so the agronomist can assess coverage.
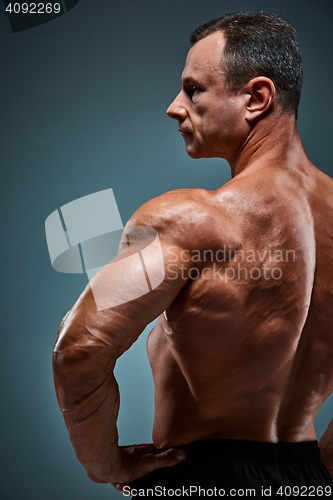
[187,152,202,159]
[186,144,225,160]
[185,145,203,159]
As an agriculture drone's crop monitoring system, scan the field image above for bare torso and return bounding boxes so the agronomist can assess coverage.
[148,160,333,449]
[52,129,333,485]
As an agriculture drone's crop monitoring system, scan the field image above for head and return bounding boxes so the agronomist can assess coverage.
[167,11,303,160]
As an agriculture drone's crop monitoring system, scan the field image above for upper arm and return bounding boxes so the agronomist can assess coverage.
[54,192,198,360]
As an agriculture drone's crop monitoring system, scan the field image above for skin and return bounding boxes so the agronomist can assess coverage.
[53,32,333,490]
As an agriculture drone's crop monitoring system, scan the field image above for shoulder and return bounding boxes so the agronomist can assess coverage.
[131,188,212,221]
[127,188,221,249]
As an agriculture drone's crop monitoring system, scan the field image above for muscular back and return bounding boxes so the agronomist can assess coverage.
[147,161,333,448]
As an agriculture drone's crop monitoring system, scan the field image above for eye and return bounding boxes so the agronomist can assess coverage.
[185,84,202,100]
[190,85,201,96]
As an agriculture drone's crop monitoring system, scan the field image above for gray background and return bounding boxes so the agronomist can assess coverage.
[1,0,333,499]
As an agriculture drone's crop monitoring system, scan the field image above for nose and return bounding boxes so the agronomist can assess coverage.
[167,93,187,121]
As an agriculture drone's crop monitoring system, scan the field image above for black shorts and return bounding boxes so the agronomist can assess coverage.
[129,439,333,499]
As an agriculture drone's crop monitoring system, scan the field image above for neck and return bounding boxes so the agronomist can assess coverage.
[228,111,307,178]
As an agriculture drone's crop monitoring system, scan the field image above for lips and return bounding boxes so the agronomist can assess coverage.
[178,128,192,135]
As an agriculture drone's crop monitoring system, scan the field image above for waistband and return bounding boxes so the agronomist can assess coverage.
[159,439,321,465]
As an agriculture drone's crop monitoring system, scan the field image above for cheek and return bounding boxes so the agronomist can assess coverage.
[193,97,242,140]
[218,97,239,122]
[215,99,247,139]
[201,108,234,140]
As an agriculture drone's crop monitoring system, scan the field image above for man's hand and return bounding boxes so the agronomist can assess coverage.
[319,453,333,480]
[319,435,333,480]
[318,419,333,480]
[86,443,187,491]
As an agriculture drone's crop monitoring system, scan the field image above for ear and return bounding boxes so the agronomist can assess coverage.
[244,77,275,121]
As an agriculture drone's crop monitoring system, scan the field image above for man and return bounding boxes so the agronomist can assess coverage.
[53,12,333,498]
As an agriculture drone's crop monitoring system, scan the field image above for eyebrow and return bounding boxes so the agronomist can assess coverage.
[181,75,205,87]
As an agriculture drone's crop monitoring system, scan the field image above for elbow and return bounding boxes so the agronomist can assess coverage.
[52,337,78,372]
[52,312,117,375]
[53,312,79,369]
[52,324,82,375]
[53,310,75,365]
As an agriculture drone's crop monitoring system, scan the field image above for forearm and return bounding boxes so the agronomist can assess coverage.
[53,319,121,479]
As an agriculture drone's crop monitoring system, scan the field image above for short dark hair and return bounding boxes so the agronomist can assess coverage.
[190,12,303,118]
